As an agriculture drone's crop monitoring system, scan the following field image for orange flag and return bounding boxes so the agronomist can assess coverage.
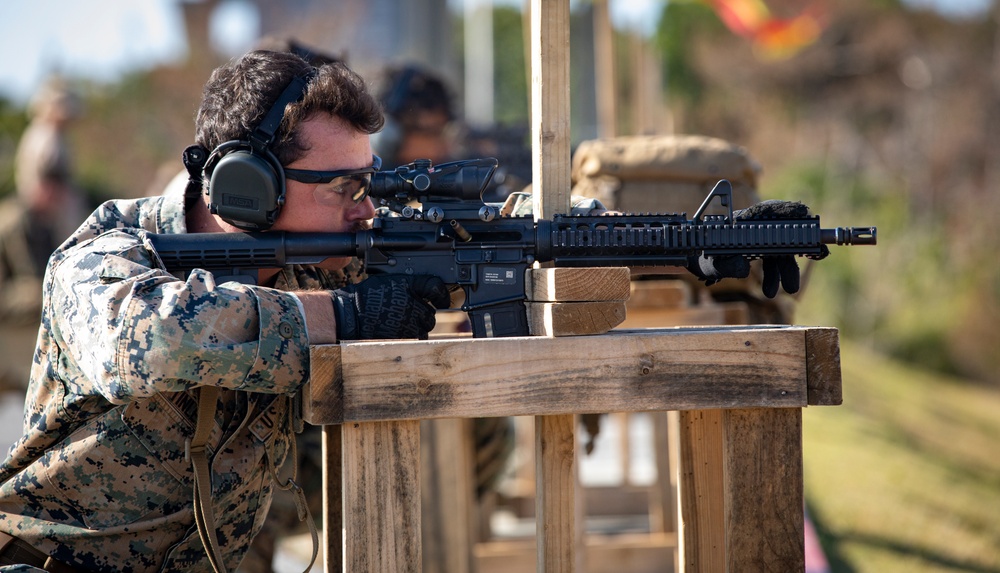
[704,0,824,58]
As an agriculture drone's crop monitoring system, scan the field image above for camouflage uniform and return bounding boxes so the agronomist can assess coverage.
[0,189,357,573]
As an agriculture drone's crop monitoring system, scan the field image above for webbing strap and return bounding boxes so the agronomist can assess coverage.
[190,386,229,573]
[265,407,319,573]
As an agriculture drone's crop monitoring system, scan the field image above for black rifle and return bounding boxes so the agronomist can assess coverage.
[149,158,876,338]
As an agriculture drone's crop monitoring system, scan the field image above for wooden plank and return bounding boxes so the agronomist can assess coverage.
[342,420,421,573]
[527,301,627,336]
[723,408,804,571]
[626,280,691,309]
[536,414,577,572]
[526,267,631,302]
[618,307,731,330]
[321,425,343,573]
[666,410,681,573]
[530,0,572,219]
[677,410,725,572]
[804,327,842,405]
[649,411,678,535]
[305,344,343,423]
[304,327,813,424]
[421,418,474,573]
[475,533,677,573]
[497,483,663,519]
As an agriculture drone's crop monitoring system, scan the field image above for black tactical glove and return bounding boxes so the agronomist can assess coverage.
[686,200,830,298]
[331,275,451,340]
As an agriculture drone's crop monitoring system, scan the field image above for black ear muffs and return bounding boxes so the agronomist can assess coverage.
[204,71,313,231]
[206,141,284,230]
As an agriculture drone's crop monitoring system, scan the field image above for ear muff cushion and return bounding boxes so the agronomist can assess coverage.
[208,150,282,230]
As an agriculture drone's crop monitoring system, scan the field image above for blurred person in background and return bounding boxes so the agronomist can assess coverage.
[372,62,530,202]
[0,77,86,392]
[371,63,458,169]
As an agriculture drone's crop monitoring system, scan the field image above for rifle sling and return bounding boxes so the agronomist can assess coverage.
[189,385,229,573]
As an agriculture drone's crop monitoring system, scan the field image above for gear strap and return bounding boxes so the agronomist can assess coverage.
[188,385,229,573]
[265,409,319,573]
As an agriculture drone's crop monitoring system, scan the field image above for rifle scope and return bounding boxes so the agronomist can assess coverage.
[370,158,498,202]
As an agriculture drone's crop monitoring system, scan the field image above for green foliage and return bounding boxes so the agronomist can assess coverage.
[652,1,723,104]
[454,5,530,127]
[645,0,1000,384]
[491,6,529,126]
[766,160,982,377]
[0,97,28,198]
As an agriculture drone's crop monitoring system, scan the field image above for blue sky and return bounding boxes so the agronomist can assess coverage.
[0,0,993,107]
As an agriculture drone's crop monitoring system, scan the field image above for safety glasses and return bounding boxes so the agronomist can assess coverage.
[284,155,382,205]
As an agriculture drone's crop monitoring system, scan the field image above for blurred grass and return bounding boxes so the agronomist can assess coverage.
[803,340,1000,572]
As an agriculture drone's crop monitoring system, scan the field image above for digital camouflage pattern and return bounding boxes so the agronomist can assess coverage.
[0,189,358,573]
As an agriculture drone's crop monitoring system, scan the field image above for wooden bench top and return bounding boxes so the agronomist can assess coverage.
[303,325,841,425]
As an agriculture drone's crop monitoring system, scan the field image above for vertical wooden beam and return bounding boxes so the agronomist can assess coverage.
[535,414,577,573]
[678,408,806,571]
[592,0,617,139]
[649,411,678,535]
[421,418,474,573]
[805,327,843,406]
[677,410,726,572]
[667,409,682,573]
[343,420,422,573]
[723,408,805,571]
[530,0,572,219]
[322,425,343,573]
[530,2,577,570]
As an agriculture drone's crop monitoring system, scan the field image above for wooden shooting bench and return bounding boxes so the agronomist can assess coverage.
[302,320,842,572]
[299,0,843,571]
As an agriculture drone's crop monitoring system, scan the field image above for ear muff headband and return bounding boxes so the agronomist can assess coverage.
[206,71,314,231]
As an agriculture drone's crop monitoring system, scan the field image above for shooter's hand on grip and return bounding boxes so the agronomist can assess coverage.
[687,200,830,298]
[331,275,451,340]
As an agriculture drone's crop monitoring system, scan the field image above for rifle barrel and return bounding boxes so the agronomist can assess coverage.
[821,227,877,246]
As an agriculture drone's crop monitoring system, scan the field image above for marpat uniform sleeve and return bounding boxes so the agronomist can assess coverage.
[46,229,310,404]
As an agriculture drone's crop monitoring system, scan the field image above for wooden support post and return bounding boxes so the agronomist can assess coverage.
[536,414,578,573]
[343,420,422,573]
[321,425,343,573]
[530,0,572,219]
[530,2,578,569]
[678,410,726,571]
[724,408,804,570]
[649,411,678,535]
[677,408,805,571]
[592,0,617,139]
[421,418,475,573]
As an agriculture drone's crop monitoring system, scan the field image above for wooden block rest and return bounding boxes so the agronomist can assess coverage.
[526,301,628,336]
[525,267,631,336]
[526,267,631,302]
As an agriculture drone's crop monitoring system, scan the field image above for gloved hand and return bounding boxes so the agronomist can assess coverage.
[686,200,830,298]
[331,275,451,340]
